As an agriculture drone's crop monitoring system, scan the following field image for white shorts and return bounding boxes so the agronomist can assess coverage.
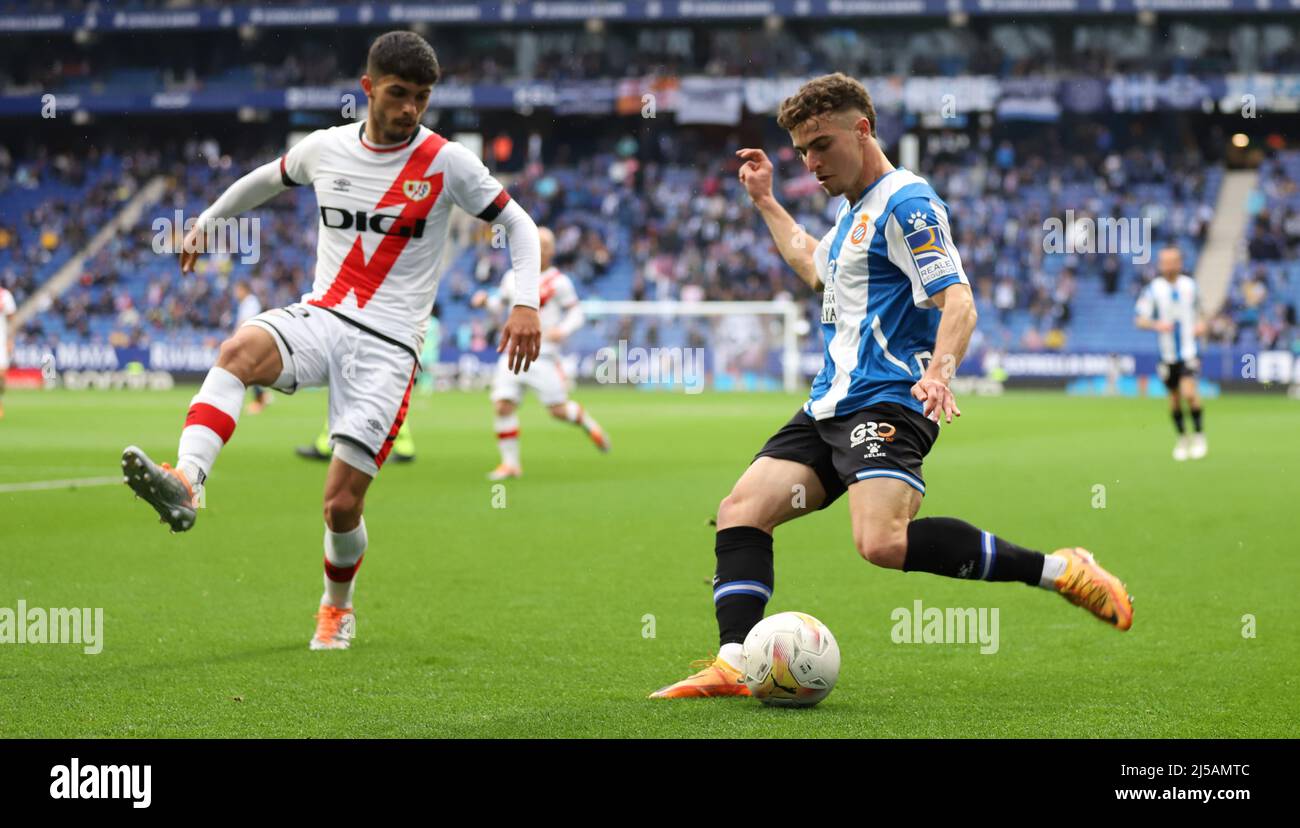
[490,353,569,407]
[244,304,418,476]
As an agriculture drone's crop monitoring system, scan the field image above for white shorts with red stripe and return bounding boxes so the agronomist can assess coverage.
[244,303,417,476]
[490,352,569,407]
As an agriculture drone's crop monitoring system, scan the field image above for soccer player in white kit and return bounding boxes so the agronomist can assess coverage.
[1136,246,1206,461]
[120,32,543,650]
[471,226,610,480]
[0,285,15,419]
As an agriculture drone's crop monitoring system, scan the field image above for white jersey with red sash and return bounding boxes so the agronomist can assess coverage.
[281,123,510,354]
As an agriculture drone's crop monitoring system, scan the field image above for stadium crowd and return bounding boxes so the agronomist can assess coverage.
[6,16,1300,98]
[2,121,1254,358]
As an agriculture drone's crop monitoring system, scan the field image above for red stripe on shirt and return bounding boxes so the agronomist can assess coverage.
[310,133,449,311]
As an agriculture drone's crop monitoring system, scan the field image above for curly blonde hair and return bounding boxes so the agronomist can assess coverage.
[776,73,876,137]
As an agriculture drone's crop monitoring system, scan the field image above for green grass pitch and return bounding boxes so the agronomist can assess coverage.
[1,386,1297,737]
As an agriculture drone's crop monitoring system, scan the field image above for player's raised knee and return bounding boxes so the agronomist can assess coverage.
[716,492,745,527]
[215,336,247,370]
[323,492,363,532]
[855,533,906,569]
[717,490,773,532]
[215,334,266,383]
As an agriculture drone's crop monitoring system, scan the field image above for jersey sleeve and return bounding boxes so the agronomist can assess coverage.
[884,194,969,306]
[498,270,516,306]
[442,141,511,221]
[1,290,15,315]
[280,129,328,187]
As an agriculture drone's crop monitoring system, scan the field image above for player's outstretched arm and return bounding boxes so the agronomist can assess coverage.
[1135,316,1173,333]
[1134,290,1173,333]
[180,158,287,273]
[736,148,822,291]
[912,282,977,424]
[494,200,542,373]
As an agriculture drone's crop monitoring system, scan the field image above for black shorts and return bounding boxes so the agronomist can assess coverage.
[1158,359,1199,392]
[753,402,940,509]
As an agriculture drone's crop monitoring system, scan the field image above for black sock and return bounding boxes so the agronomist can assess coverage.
[1191,407,1203,433]
[714,526,773,647]
[903,517,1045,586]
[1172,409,1186,434]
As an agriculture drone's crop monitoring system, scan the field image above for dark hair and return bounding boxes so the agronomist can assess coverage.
[367,31,441,86]
[777,73,876,137]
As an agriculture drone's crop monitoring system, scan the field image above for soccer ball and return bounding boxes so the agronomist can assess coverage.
[741,611,840,707]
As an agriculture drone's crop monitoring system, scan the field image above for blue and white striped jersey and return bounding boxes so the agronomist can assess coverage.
[1135,275,1199,364]
[804,168,970,420]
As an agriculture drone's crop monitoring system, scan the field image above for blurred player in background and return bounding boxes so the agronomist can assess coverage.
[296,411,416,463]
[234,281,272,414]
[121,31,542,650]
[0,284,14,419]
[471,226,610,480]
[1136,246,1207,461]
[651,74,1133,699]
[417,302,441,396]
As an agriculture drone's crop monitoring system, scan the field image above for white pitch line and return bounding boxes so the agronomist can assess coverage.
[0,476,124,494]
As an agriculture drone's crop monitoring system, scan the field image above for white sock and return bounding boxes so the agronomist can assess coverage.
[719,642,744,671]
[322,518,367,609]
[562,400,597,430]
[1039,553,1068,590]
[177,366,245,488]
[495,414,521,468]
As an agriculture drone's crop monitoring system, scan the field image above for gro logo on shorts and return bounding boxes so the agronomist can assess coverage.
[850,421,897,447]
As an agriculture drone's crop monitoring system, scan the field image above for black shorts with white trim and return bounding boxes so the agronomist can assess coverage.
[753,402,938,508]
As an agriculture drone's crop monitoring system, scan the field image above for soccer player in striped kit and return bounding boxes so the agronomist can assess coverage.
[652,74,1134,699]
[1136,246,1207,461]
[121,32,543,650]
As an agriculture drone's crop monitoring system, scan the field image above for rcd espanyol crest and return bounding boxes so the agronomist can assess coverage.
[403,179,432,201]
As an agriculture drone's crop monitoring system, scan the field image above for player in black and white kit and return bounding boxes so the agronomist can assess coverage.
[121,32,543,650]
[1136,246,1206,461]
